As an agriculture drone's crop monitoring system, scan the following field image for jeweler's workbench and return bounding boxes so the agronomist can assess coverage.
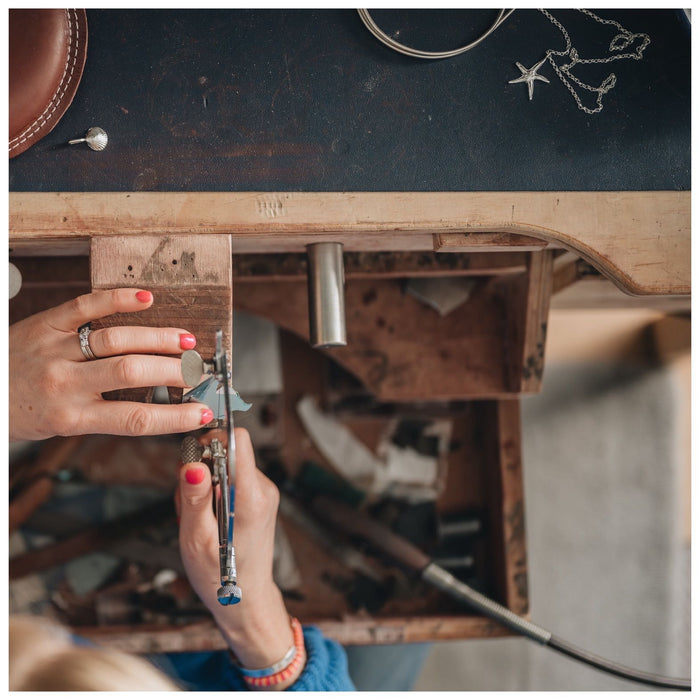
[8,9,690,652]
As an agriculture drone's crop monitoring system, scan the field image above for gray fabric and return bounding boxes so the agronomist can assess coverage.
[414,362,689,691]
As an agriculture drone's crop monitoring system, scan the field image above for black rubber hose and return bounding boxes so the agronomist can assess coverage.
[422,562,690,690]
[547,635,690,691]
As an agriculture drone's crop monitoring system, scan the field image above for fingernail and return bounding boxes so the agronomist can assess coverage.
[180,333,196,350]
[200,408,214,425]
[136,290,153,303]
[185,466,206,485]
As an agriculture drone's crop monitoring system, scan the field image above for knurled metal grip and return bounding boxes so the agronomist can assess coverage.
[181,435,205,464]
[217,583,242,606]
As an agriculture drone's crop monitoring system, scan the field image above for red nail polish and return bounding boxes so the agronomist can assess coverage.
[200,408,214,425]
[136,290,152,303]
[180,333,196,350]
[185,466,206,485]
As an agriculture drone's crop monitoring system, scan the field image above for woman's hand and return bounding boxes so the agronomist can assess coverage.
[9,288,213,442]
[176,428,299,686]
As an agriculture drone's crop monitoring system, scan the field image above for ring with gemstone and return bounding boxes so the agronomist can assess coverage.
[78,323,98,360]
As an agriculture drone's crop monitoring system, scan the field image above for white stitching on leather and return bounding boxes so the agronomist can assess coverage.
[9,9,80,153]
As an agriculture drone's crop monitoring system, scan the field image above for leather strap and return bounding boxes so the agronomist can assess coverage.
[9,9,88,158]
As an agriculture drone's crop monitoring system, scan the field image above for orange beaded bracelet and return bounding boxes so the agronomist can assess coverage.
[238,617,305,689]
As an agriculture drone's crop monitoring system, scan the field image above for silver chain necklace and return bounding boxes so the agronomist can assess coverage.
[509,9,651,114]
[358,9,651,115]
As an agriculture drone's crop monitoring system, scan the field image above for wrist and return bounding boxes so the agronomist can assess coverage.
[237,618,306,691]
[212,581,295,671]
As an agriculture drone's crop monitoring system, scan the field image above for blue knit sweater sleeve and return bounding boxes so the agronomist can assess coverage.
[148,625,355,691]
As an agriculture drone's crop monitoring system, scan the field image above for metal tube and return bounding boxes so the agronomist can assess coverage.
[421,562,552,644]
[306,242,347,347]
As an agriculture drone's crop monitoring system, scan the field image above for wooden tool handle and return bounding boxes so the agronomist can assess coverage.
[311,495,432,572]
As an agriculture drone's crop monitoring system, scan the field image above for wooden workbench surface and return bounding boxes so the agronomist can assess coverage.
[9,191,690,296]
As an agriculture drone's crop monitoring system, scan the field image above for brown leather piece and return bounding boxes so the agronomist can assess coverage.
[9,9,88,158]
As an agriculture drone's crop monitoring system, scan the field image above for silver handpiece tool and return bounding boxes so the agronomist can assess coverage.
[180,329,250,606]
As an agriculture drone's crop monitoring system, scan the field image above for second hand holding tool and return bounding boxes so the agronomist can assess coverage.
[180,329,251,606]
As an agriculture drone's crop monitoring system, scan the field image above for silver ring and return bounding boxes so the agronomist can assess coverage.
[78,324,98,360]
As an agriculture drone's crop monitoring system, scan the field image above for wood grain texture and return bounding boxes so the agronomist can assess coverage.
[236,277,516,400]
[435,231,551,252]
[236,256,554,399]
[488,251,553,395]
[517,251,554,394]
[551,251,581,295]
[231,250,529,279]
[90,235,232,403]
[9,191,690,294]
[74,614,518,652]
[7,251,527,326]
[483,400,529,617]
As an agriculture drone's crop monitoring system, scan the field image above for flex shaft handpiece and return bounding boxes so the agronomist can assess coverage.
[213,330,241,606]
[180,329,250,607]
[180,435,241,606]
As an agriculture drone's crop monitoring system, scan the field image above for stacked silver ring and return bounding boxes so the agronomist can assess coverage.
[78,324,98,360]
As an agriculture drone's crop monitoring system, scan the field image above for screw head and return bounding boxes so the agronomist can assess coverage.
[84,126,108,151]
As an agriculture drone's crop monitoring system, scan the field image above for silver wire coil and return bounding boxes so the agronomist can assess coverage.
[357,9,515,60]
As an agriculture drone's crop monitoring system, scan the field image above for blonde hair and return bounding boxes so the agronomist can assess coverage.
[9,616,180,691]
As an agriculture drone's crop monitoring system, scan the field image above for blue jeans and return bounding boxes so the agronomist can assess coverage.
[344,642,432,691]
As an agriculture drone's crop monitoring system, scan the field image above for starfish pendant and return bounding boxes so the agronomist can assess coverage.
[509,57,550,101]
